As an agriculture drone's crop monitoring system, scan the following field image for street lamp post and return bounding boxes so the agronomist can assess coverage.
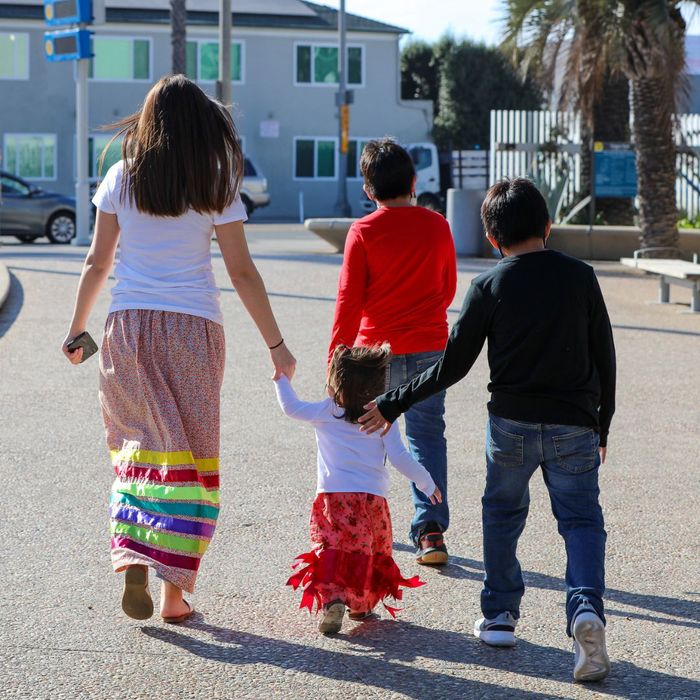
[334,0,351,217]
[217,0,232,106]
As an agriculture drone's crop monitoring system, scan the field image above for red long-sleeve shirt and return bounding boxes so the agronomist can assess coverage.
[329,206,457,361]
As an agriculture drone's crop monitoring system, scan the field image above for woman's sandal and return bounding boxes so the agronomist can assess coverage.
[348,610,372,621]
[161,599,195,624]
[121,565,154,620]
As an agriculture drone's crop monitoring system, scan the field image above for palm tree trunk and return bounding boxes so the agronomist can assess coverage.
[171,0,186,75]
[630,77,680,256]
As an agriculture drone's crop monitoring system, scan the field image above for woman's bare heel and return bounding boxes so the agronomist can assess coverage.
[121,565,154,620]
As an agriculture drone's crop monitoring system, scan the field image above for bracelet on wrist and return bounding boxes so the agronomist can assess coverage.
[268,338,284,350]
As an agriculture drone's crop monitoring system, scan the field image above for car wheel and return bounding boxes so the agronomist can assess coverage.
[47,212,76,244]
[241,195,254,218]
[417,192,443,213]
[14,235,40,243]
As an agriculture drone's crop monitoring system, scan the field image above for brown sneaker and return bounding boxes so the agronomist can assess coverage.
[319,602,345,635]
[416,531,448,566]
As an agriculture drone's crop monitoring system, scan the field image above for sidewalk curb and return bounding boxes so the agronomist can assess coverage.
[0,261,10,312]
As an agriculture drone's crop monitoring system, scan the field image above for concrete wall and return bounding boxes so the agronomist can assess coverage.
[0,19,432,219]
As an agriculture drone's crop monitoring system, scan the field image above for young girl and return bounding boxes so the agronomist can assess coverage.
[62,75,295,623]
[275,344,441,635]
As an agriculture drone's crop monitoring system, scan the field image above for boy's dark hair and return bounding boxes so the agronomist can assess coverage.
[480,178,550,249]
[328,344,392,423]
[360,138,415,201]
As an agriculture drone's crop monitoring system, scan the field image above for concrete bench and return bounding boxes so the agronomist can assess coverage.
[621,251,700,312]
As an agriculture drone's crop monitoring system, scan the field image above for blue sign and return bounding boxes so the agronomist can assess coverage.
[44,28,93,61]
[44,0,92,27]
[594,146,637,198]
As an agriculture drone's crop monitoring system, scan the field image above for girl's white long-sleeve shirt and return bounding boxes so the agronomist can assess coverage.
[274,376,436,499]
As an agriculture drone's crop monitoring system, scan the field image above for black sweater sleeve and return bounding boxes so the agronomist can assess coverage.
[376,281,490,422]
[589,271,616,446]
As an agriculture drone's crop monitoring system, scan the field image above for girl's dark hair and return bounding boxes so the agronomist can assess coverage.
[360,138,415,201]
[328,344,392,424]
[100,74,244,217]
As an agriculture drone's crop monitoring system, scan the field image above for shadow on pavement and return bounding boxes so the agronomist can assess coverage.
[0,272,24,339]
[612,323,700,337]
[141,623,555,700]
[395,544,700,628]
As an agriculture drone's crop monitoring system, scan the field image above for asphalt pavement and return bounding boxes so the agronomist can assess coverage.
[0,225,698,700]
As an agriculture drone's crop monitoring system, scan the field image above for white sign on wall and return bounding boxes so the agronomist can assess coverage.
[260,120,280,138]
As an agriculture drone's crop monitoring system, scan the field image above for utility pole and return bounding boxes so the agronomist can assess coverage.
[170,0,186,74]
[334,0,351,217]
[217,0,232,106]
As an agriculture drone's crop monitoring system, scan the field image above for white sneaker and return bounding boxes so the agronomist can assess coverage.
[318,602,345,635]
[474,611,517,647]
[572,611,610,682]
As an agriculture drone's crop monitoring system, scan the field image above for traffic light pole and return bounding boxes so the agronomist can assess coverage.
[217,0,232,107]
[72,50,91,246]
[334,0,351,217]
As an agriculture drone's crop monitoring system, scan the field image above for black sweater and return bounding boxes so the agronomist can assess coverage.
[376,250,616,446]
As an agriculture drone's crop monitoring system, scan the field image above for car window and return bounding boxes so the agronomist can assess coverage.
[1,176,30,196]
[408,146,433,171]
[244,158,257,177]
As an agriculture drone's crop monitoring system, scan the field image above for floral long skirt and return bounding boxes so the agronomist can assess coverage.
[100,309,225,593]
[287,492,424,616]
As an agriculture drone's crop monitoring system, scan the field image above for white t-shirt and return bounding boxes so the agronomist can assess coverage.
[274,376,436,499]
[92,160,247,325]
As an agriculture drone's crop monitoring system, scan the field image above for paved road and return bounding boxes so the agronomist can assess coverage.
[0,226,698,700]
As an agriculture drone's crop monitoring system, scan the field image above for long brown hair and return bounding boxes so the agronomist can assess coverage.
[100,74,244,217]
[328,344,392,423]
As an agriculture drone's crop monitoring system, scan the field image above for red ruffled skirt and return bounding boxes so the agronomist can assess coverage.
[287,492,424,617]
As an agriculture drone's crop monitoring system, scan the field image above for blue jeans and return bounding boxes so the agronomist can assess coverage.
[482,414,606,635]
[387,351,448,544]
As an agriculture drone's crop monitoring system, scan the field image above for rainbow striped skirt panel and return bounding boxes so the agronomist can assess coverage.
[100,310,225,593]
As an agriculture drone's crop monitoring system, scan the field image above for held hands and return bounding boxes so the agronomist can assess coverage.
[428,486,443,505]
[61,333,83,365]
[358,400,392,436]
[270,342,296,380]
[599,446,607,464]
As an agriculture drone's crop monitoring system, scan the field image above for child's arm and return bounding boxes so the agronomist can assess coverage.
[361,280,490,434]
[589,271,616,458]
[382,424,441,502]
[274,375,330,423]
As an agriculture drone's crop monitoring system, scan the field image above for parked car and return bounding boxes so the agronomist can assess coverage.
[240,157,270,217]
[0,171,76,243]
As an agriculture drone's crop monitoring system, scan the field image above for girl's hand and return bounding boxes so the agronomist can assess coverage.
[62,333,83,365]
[358,400,392,436]
[271,343,296,380]
[428,486,442,505]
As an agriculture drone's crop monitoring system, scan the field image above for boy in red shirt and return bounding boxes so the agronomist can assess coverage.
[329,139,457,563]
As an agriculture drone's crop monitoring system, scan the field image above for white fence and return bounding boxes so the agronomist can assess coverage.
[451,150,489,190]
[489,109,700,218]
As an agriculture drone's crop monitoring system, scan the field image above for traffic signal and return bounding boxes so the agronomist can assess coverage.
[44,28,93,61]
[44,0,92,27]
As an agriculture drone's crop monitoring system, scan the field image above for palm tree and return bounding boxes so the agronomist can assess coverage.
[171,0,187,75]
[502,0,689,254]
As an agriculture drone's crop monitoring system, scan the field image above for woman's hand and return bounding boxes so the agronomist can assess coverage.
[358,400,392,436]
[428,486,443,505]
[61,333,83,365]
[270,342,296,380]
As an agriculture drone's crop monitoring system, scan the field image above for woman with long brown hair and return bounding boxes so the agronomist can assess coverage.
[62,75,295,623]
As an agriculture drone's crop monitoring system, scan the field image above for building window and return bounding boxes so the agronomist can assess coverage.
[87,135,122,179]
[347,139,373,179]
[3,134,57,180]
[0,32,29,80]
[294,138,337,179]
[89,37,150,80]
[186,41,243,83]
[295,44,363,85]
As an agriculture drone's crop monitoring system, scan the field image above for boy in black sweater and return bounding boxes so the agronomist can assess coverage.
[360,178,615,682]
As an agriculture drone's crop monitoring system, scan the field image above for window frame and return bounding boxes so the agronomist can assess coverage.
[3,133,58,181]
[293,136,339,181]
[88,35,153,83]
[293,41,365,88]
[185,38,245,85]
[0,31,30,81]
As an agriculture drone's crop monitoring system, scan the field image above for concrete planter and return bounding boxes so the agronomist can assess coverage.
[304,218,355,253]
